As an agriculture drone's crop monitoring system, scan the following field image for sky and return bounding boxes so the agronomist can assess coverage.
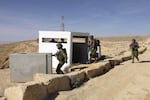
[0,0,150,43]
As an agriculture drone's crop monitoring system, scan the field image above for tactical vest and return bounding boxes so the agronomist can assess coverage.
[56,48,67,61]
[131,42,139,50]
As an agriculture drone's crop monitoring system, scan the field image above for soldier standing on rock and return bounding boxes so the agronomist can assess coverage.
[129,39,140,63]
[54,43,67,74]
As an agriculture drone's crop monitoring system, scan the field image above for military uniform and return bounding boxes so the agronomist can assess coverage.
[55,43,67,74]
[129,39,139,63]
[89,36,99,62]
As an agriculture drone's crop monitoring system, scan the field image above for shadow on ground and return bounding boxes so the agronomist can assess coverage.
[140,60,150,63]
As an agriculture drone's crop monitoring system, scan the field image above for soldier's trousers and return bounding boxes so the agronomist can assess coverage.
[56,62,64,74]
[90,48,97,59]
[132,50,139,63]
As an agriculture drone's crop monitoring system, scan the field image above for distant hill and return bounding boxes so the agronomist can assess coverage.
[0,40,38,69]
[98,35,150,41]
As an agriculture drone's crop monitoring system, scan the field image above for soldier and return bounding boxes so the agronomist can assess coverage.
[54,43,67,74]
[129,39,139,63]
[88,35,98,63]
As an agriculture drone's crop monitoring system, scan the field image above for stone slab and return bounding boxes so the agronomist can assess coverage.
[4,81,48,100]
[66,71,86,88]
[34,74,71,94]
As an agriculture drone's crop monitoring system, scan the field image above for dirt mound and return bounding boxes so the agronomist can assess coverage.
[0,40,38,69]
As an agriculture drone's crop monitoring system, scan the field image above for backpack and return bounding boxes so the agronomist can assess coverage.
[56,48,67,61]
[62,48,67,56]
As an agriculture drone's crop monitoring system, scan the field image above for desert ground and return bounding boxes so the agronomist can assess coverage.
[0,36,150,100]
[55,37,150,100]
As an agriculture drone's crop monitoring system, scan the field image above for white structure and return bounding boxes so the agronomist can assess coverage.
[39,31,89,70]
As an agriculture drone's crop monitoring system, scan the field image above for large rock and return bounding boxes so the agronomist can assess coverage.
[34,74,71,94]
[84,62,110,78]
[0,97,6,100]
[66,71,86,88]
[108,59,122,66]
[4,81,48,100]
[120,51,131,61]
[69,64,88,72]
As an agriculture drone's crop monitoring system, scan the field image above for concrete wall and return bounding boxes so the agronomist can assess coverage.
[10,53,52,82]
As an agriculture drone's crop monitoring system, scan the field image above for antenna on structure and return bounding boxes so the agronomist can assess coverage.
[61,16,65,31]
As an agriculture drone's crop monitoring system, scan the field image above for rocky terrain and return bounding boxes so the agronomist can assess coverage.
[0,36,149,100]
[55,37,150,100]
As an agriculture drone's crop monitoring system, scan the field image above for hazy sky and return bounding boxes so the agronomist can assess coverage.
[0,0,150,43]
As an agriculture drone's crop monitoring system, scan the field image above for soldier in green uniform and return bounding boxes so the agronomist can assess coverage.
[88,35,98,63]
[54,43,67,74]
[129,39,139,63]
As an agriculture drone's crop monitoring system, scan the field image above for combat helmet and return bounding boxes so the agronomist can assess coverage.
[132,38,136,42]
[89,35,94,39]
[56,43,63,49]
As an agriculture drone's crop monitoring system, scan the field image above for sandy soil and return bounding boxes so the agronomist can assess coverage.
[53,38,150,100]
